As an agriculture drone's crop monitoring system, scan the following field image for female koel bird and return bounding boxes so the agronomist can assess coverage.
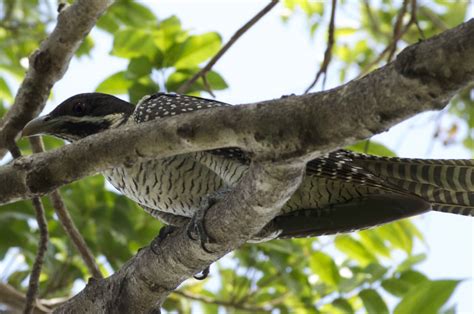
[22,92,474,241]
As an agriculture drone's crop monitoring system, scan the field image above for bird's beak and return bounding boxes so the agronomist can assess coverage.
[22,115,56,137]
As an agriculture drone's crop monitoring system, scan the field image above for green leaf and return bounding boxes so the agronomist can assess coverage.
[359,289,389,314]
[347,140,396,157]
[336,27,357,37]
[332,297,354,314]
[335,235,377,265]
[396,253,427,272]
[112,28,157,59]
[153,16,187,53]
[97,1,157,33]
[309,251,340,287]
[358,229,391,258]
[95,71,132,94]
[399,270,428,286]
[171,32,221,69]
[375,221,413,254]
[76,36,94,57]
[0,77,13,103]
[381,278,412,297]
[363,263,388,283]
[126,57,153,79]
[128,77,159,104]
[394,280,460,314]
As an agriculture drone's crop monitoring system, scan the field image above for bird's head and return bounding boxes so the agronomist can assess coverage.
[22,93,134,142]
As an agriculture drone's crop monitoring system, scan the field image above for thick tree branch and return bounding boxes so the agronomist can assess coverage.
[1,19,474,205]
[56,161,306,312]
[0,18,473,313]
[0,0,110,159]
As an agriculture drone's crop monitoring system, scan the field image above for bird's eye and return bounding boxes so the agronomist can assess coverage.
[72,103,85,115]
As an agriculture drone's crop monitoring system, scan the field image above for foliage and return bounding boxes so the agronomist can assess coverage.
[0,1,471,313]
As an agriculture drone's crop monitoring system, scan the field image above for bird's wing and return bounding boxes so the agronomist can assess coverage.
[133,92,231,122]
[134,92,252,163]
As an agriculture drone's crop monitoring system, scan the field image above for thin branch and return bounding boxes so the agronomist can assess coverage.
[0,283,67,313]
[24,137,49,314]
[410,0,425,39]
[363,0,381,35]
[173,290,269,312]
[49,190,103,279]
[20,135,102,288]
[304,0,337,94]
[387,0,409,62]
[176,0,279,95]
[419,6,449,31]
[358,0,422,77]
[0,0,109,159]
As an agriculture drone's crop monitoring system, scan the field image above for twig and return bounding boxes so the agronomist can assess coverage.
[358,0,422,77]
[387,0,409,62]
[410,0,425,39]
[173,290,269,312]
[0,283,67,313]
[304,0,337,94]
[177,0,279,95]
[363,0,381,35]
[20,135,102,278]
[24,137,49,314]
[49,190,103,279]
[419,5,448,31]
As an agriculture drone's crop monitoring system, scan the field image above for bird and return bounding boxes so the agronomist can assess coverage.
[22,92,474,243]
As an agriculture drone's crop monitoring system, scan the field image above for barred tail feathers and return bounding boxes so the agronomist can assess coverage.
[350,154,474,216]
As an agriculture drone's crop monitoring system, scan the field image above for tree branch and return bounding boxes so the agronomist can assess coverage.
[55,161,306,312]
[0,283,67,313]
[0,18,473,313]
[304,0,337,93]
[12,137,49,314]
[176,0,279,95]
[359,0,423,76]
[0,0,110,160]
[2,19,474,205]
[49,190,103,279]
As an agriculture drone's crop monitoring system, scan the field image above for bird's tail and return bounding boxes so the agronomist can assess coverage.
[349,152,474,216]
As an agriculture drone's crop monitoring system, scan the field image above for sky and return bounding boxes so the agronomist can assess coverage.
[7,0,474,312]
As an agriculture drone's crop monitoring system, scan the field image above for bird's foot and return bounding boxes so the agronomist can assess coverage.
[151,225,178,255]
[151,225,211,280]
[186,207,214,254]
[186,187,233,253]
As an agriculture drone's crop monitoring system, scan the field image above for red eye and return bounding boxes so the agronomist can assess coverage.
[72,103,85,114]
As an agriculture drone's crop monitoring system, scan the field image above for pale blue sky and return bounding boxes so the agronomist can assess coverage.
[19,0,474,312]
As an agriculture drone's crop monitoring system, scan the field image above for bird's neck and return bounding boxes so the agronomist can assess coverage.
[106,112,133,129]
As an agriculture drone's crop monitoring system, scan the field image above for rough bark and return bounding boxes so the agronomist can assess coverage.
[1,15,473,314]
[1,20,474,205]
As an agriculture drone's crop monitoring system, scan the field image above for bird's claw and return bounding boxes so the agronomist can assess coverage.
[186,207,215,254]
[193,265,210,280]
[151,225,178,255]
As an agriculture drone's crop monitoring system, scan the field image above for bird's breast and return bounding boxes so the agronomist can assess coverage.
[102,155,227,217]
